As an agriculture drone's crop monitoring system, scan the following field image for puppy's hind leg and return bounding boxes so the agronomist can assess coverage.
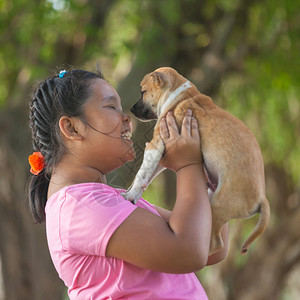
[209,190,228,255]
[209,213,225,255]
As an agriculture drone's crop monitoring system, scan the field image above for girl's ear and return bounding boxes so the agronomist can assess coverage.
[59,116,84,141]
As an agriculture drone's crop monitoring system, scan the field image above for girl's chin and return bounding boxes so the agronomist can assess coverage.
[123,146,136,162]
[112,140,135,165]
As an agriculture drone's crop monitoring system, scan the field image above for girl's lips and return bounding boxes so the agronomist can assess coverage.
[121,122,133,141]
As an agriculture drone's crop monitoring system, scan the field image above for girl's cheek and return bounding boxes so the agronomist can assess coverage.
[98,111,122,133]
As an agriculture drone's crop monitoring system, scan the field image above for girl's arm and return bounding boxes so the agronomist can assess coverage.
[154,205,229,265]
[106,111,212,273]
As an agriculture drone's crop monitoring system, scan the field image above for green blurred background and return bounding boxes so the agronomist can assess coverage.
[0,0,299,299]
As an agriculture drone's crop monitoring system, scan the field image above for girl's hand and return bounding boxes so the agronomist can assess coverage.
[159,109,202,172]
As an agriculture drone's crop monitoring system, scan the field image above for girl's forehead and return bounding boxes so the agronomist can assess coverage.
[90,78,120,102]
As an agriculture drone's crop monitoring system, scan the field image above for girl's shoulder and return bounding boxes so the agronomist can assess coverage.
[65,182,117,195]
[49,182,124,206]
[49,182,115,198]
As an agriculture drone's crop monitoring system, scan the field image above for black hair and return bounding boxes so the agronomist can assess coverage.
[28,69,104,223]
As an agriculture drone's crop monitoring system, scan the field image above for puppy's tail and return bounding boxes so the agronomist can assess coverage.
[241,197,270,254]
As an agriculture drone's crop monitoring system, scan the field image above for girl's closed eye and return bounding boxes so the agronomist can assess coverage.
[105,105,116,110]
[105,103,124,112]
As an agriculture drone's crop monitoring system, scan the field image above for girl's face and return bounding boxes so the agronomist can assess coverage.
[80,78,135,174]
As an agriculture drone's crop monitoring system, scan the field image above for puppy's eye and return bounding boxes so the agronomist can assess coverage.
[106,105,116,110]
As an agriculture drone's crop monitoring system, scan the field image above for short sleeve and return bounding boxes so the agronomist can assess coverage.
[59,183,137,256]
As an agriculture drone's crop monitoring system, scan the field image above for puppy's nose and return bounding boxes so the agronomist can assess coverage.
[130,105,136,114]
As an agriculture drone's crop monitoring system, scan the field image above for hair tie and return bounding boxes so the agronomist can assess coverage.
[59,70,67,78]
[28,152,45,175]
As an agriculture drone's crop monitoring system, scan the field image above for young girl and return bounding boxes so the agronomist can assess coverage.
[28,69,228,299]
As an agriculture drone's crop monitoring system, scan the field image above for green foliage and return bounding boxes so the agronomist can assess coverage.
[0,0,110,106]
[1,0,298,201]
[218,0,300,184]
[143,174,168,208]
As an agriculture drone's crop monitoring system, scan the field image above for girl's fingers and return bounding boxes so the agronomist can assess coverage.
[191,117,200,139]
[165,111,179,138]
[181,109,192,137]
[159,117,169,140]
[161,110,199,140]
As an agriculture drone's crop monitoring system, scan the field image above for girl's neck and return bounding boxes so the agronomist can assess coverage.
[48,160,107,199]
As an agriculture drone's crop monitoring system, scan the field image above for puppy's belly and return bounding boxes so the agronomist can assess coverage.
[200,126,265,200]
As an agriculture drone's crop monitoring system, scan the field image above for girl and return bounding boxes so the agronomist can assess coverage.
[28,69,228,299]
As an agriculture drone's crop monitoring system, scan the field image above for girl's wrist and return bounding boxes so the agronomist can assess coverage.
[176,162,207,188]
[175,162,202,173]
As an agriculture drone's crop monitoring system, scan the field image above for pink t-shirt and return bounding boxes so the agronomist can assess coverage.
[45,182,208,300]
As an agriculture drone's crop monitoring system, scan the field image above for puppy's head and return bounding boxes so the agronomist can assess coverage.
[131,67,183,121]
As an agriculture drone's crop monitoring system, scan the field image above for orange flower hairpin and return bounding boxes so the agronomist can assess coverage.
[28,152,45,175]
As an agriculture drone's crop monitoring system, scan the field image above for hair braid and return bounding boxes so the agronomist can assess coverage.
[30,79,54,169]
[27,69,104,223]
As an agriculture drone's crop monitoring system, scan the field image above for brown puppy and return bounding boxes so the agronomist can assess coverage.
[123,67,270,255]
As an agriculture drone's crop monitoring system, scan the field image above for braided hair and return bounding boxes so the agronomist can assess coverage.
[28,69,104,223]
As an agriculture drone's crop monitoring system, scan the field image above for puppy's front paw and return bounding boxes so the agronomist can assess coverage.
[121,189,143,204]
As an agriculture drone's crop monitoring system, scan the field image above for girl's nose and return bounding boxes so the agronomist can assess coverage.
[123,112,131,123]
[123,113,133,133]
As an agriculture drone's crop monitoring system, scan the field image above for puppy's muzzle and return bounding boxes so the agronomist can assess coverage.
[131,99,157,121]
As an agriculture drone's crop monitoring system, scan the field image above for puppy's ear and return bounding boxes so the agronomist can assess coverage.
[150,72,167,87]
